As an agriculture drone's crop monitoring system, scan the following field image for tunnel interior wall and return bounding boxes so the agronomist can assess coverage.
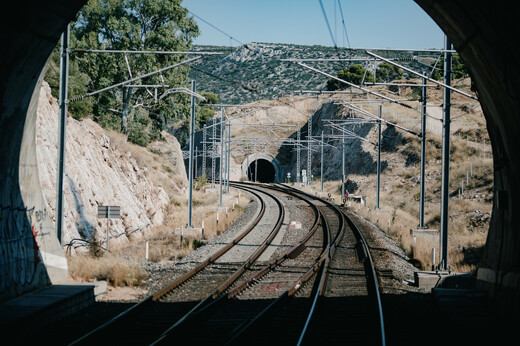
[416,0,520,314]
[1,0,519,315]
[0,1,86,301]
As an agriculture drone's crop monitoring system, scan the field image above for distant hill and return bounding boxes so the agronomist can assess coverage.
[188,42,439,105]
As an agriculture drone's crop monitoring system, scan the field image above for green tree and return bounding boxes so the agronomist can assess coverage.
[376,62,403,82]
[72,0,199,145]
[200,92,218,105]
[326,64,374,91]
[196,91,218,125]
[45,47,94,120]
[431,54,468,81]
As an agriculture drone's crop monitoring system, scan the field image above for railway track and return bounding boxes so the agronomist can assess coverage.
[277,183,385,345]
[69,184,285,345]
[69,182,386,345]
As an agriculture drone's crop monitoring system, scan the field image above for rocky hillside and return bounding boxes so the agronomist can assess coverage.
[189,42,438,104]
[36,82,186,253]
[199,75,492,272]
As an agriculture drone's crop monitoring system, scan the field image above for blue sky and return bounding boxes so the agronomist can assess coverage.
[182,0,445,49]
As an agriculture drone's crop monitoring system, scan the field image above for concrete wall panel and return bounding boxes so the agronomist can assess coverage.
[0,1,87,302]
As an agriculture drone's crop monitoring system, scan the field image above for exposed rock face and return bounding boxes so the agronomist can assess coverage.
[35,82,171,252]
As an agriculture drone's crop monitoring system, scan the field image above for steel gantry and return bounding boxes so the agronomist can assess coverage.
[284,41,479,271]
[58,36,221,238]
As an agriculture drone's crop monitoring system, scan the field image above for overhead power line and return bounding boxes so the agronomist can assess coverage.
[319,0,338,49]
[188,10,244,46]
[72,49,222,55]
[336,0,351,48]
[69,56,202,102]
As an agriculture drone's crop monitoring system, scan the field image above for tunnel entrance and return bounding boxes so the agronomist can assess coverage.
[247,159,276,183]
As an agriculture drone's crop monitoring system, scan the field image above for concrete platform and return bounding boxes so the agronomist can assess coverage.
[174,227,204,238]
[414,271,473,291]
[347,195,366,205]
[409,228,439,242]
[0,282,104,334]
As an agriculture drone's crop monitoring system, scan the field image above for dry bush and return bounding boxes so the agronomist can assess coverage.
[304,148,492,274]
[107,185,251,264]
[105,129,186,197]
[67,254,148,287]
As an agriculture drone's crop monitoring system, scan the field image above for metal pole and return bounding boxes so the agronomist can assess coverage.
[419,77,427,228]
[195,147,198,179]
[321,131,324,192]
[106,206,110,253]
[342,128,346,200]
[202,125,207,177]
[297,123,301,183]
[56,24,69,246]
[307,114,312,185]
[187,80,195,227]
[376,105,382,209]
[226,119,231,193]
[246,143,250,181]
[255,147,258,182]
[439,36,452,271]
[219,108,224,207]
[212,123,216,187]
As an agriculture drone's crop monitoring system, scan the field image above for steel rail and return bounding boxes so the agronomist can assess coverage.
[272,184,346,345]
[221,183,346,345]
[224,184,321,298]
[278,183,385,345]
[342,208,386,346]
[224,183,323,293]
[69,185,268,345]
[150,184,286,344]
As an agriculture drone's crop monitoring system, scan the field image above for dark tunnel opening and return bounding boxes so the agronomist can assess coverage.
[247,159,276,183]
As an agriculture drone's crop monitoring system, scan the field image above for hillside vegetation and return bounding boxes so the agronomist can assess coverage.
[188,42,489,273]
[53,39,491,288]
[295,79,490,274]
[188,43,440,105]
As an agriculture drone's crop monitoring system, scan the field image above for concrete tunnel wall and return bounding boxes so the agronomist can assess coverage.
[0,1,87,301]
[1,0,520,316]
[416,0,520,317]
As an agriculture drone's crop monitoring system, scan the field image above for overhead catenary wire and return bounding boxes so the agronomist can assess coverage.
[365,50,478,100]
[71,48,223,55]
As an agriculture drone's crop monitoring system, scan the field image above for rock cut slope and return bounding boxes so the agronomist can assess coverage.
[35,82,172,253]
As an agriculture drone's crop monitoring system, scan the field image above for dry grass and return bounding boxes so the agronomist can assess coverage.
[296,81,492,274]
[69,127,251,288]
[67,253,148,287]
[113,187,251,263]
[69,184,250,287]
[302,177,490,274]
[68,122,251,288]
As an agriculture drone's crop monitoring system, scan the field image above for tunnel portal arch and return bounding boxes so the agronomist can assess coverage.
[241,153,282,183]
[3,0,520,316]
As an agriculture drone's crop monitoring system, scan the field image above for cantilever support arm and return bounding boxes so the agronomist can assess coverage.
[69,56,203,102]
[365,50,478,101]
